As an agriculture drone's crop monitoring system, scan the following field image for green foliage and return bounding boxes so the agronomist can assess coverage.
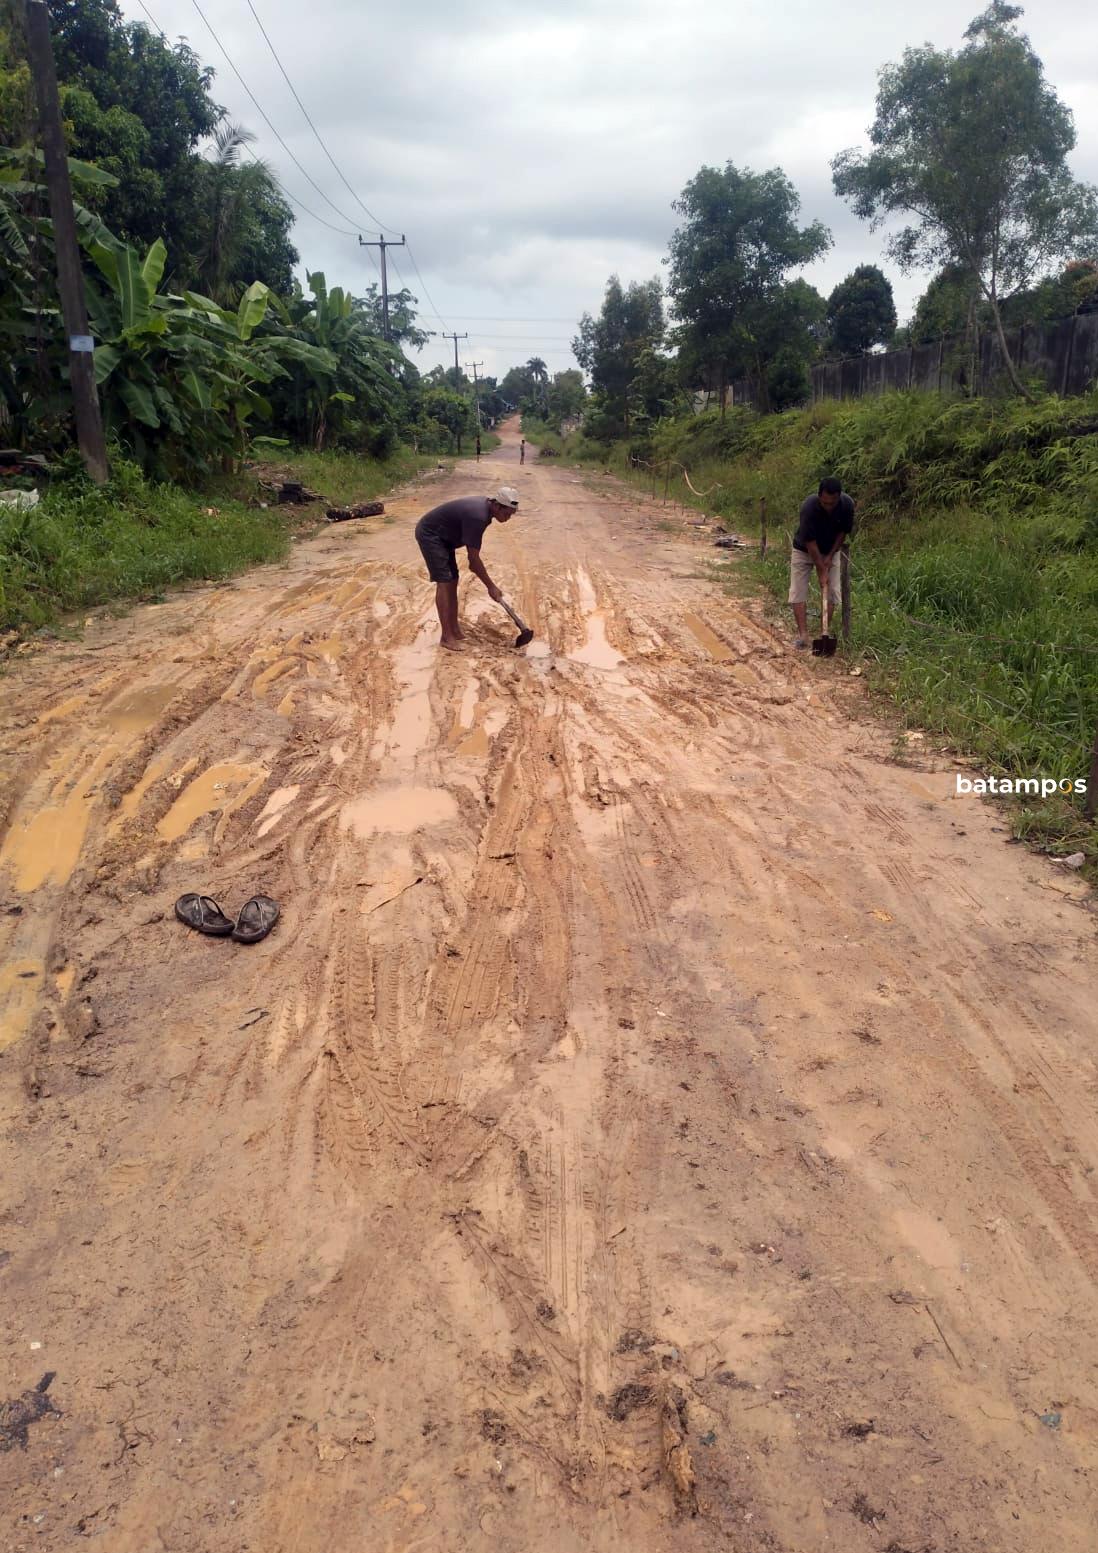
[666,162,831,403]
[826,265,897,354]
[0,457,290,631]
[573,274,664,439]
[833,4,1098,392]
[619,389,1098,856]
[421,385,476,453]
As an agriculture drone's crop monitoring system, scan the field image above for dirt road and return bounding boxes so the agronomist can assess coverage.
[2,419,1096,1551]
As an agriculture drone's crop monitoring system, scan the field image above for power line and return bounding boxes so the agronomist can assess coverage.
[188,0,365,234]
[444,315,579,323]
[133,0,360,238]
[243,0,397,237]
[404,240,449,332]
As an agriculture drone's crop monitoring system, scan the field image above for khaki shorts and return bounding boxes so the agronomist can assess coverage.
[789,547,841,607]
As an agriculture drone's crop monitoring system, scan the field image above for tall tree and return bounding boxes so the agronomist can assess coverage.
[572,274,664,436]
[666,163,831,412]
[832,3,1098,395]
[826,264,897,355]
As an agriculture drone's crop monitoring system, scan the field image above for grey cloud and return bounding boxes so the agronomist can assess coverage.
[129,0,1098,374]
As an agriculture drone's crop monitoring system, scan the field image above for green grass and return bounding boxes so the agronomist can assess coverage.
[520,415,566,455]
[1,443,437,635]
[608,391,1098,871]
[246,444,435,507]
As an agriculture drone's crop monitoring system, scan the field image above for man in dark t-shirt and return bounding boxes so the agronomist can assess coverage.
[789,477,854,648]
[414,487,520,652]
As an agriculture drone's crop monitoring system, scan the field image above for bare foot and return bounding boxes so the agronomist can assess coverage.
[440,636,464,653]
[453,627,466,639]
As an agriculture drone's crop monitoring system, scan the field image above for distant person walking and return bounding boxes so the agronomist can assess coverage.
[414,487,520,652]
[789,477,854,649]
[519,438,526,466]
[475,433,481,462]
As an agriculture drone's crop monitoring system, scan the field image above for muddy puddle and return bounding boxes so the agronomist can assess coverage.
[341,786,457,837]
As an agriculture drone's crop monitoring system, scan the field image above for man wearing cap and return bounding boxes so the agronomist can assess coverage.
[414,487,520,652]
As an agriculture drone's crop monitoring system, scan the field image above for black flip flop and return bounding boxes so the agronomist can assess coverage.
[232,895,280,944]
[175,893,235,937]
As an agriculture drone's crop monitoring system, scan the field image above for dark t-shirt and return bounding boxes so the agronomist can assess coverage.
[416,496,492,552]
[793,493,855,554]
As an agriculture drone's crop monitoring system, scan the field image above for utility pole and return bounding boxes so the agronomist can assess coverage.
[24,0,108,484]
[358,233,405,341]
[433,331,468,378]
[467,361,484,427]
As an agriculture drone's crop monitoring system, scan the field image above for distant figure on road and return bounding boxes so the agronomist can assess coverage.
[789,477,854,649]
[519,438,526,465]
[415,487,520,653]
[475,433,481,462]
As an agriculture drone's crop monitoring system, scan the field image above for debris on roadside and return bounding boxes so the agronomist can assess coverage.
[326,501,385,523]
[712,533,748,549]
[0,1373,60,1452]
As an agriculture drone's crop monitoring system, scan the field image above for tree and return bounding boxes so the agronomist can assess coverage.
[194,123,296,303]
[422,384,475,452]
[572,274,664,437]
[666,163,831,412]
[826,264,897,354]
[525,355,549,412]
[546,369,586,427]
[358,283,429,350]
[832,3,1098,396]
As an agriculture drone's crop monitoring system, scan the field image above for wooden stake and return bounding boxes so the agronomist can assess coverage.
[759,496,767,559]
[1086,725,1098,820]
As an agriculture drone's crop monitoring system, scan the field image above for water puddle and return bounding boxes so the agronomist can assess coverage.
[253,658,298,699]
[101,683,178,733]
[0,958,44,1052]
[456,727,491,757]
[570,566,624,669]
[157,760,267,844]
[304,635,346,662]
[0,747,114,892]
[116,753,174,825]
[371,634,436,764]
[342,786,457,837]
[256,784,301,839]
[683,612,732,662]
[35,695,86,727]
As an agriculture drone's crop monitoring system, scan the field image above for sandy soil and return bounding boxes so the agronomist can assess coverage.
[2,419,1096,1552]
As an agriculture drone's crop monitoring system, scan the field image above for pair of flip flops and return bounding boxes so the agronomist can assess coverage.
[175,893,280,944]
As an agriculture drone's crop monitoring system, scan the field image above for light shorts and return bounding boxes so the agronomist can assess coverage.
[789,546,841,607]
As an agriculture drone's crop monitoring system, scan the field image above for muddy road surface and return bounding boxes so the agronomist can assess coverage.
[2,420,1096,1551]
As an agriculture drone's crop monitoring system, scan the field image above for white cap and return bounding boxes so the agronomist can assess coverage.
[494,486,519,509]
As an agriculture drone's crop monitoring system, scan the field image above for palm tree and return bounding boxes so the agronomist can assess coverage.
[198,123,278,303]
[526,355,549,412]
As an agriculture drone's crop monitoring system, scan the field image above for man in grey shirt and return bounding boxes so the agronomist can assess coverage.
[414,486,520,651]
[789,477,854,648]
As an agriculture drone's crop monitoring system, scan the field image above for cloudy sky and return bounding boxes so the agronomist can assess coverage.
[120,0,1097,380]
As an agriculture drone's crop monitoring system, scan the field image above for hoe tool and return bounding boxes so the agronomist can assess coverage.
[498,597,534,648]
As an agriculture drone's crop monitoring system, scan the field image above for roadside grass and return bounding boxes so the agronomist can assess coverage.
[598,391,1098,871]
[520,415,565,455]
[1,444,438,637]
[245,444,435,507]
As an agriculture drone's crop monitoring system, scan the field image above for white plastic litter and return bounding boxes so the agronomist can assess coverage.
[0,489,40,512]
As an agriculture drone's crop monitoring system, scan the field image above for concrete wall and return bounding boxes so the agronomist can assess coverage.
[810,311,1098,403]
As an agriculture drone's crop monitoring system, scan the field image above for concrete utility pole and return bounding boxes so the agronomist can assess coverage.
[24,0,108,484]
[434,331,468,376]
[467,361,484,427]
[358,233,406,341]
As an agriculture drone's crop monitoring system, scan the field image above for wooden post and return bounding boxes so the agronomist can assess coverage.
[24,0,108,485]
[1086,725,1098,820]
[840,548,851,644]
[759,496,767,559]
[663,461,671,504]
